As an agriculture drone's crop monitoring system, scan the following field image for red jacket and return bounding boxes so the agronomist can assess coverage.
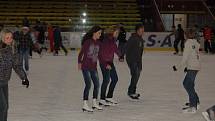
[203,27,212,41]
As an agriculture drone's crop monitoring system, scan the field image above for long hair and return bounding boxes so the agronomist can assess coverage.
[105,25,120,35]
[81,26,102,45]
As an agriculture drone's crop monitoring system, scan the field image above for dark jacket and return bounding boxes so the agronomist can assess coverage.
[0,42,27,86]
[176,28,185,40]
[99,34,121,67]
[18,32,32,50]
[78,39,100,70]
[126,33,144,65]
[118,27,127,43]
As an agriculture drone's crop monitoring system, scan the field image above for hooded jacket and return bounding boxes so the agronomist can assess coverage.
[99,34,121,67]
[176,39,201,70]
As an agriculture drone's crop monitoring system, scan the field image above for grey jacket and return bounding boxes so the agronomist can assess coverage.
[0,42,27,86]
[125,33,144,65]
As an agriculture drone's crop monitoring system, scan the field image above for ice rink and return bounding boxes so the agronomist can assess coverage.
[8,51,215,121]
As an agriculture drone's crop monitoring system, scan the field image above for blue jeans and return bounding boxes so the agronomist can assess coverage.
[183,70,199,107]
[100,63,118,100]
[19,48,29,71]
[0,85,8,121]
[82,70,100,100]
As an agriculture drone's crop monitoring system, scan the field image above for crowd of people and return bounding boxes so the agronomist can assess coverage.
[172,24,215,55]
[0,18,215,121]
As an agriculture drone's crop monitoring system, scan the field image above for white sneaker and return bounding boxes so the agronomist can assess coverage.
[183,107,197,114]
[82,100,93,113]
[92,99,103,110]
[106,98,118,105]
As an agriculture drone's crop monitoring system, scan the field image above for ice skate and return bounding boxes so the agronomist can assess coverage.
[106,98,118,105]
[184,102,200,110]
[82,100,93,113]
[202,112,212,121]
[182,107,197,114]
[92,99,103,110]
[99,99,112,106]
[128,93,140,100]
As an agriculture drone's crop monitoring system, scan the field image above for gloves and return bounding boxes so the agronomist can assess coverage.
[22,78,29,88]
[184,67,188,73]
[173,65,177,71]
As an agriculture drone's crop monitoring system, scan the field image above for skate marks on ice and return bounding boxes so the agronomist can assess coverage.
[7,52,215,121]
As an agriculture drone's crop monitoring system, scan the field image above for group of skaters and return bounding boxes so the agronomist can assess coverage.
[78,24,215,121]
[78,24,144,112]
[0,21,215,121]
[172,24,215,55]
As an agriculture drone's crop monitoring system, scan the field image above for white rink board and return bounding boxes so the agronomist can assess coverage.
[58,32,204,49]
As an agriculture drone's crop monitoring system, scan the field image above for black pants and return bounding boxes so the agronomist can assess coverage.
[174,39,184,53]
[0,85,8,121]
[100,63,118,100]
[118,42,126,59]
[204,40,212,53]
[183,70,199,107]
[54,43,68,55]
[127,62,142,95]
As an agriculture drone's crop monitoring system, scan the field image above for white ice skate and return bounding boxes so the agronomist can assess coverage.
[99,100,112,106]
[82,100,93,113]
[106,98,118,105]
[202,112,212,121]
[92,99,103,110]
[182,107,197,114]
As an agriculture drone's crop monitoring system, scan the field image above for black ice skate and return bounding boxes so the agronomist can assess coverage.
[184,102,200,110]
[128,93,140,100]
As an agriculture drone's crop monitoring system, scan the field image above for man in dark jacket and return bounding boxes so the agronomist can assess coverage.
[174,24,185,55]
[0,29,29,121]
[53,26,68,56]
[18,27,32,73]
[126,24,144,99]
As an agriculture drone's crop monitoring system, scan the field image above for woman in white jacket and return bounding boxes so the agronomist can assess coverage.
[173,28,201,113]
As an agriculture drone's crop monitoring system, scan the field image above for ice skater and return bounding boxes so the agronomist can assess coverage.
[125,24,144,99]
[173,28,201,113]
[173,24,185,55]
[98,25,123,106]
[78,26,103,112]
[0,29,29,121]
[18,27,32,73]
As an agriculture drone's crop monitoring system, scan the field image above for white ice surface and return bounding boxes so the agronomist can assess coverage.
[8,51,215,121]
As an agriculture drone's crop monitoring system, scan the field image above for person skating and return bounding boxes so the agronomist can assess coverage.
[53,26,68,56]
[125,24,144,100]
[173,28,201,113]
[117,23,127,60]
[98,25,123,106]
[203,25,212,54]
[0,29,29,121]
[78,26,103,112]
[173,24,185,55]
[18,27,32,73]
